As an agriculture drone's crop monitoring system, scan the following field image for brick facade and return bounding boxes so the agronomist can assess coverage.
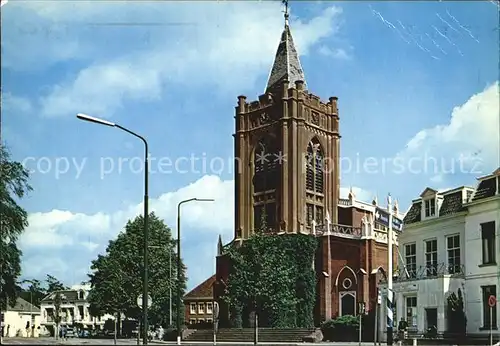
[207,13,400,327]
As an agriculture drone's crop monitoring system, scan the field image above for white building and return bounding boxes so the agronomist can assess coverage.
[1,297,42,338]
[464,169,499,335]
[378,168,500,340]
[381,186,472,336]
[39,284,114,336]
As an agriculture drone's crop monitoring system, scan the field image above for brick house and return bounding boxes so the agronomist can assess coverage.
[184,275,216,325]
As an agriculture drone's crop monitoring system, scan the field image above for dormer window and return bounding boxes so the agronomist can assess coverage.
[424,198,436,217]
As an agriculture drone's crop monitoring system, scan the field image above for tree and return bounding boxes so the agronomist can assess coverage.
[0,145,32,310]
[19,279,46,307]
[88,212,187,328]
[446,288,467,337]
[45,274,68,293]
[53,292,63,339]
[18,275,68,307]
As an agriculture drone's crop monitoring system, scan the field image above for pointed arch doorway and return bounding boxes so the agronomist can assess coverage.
[339,291,356,316]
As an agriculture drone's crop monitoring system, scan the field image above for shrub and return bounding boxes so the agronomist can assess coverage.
[320,315,359,342]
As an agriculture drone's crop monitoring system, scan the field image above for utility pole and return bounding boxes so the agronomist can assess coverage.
[387,194,394,345]
[169,246,172,327]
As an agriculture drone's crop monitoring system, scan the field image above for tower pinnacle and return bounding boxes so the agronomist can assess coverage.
[265,0,307,92]
[283,0,289,26]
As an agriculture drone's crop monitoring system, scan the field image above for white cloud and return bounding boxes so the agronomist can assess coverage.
[318,45,351,60]
[339,186,372,202]
[397,82,500,176]
[2,93,33,114]
[20,175,369,288]
[3,2,344,118]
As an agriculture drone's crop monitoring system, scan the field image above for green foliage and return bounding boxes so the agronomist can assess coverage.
[446,288,467,334]
[321,315,359,342]
[45,274,68,293]
[19,275,69,308]
[221,233,317,328]
[53,292,62,323]
[88,213,187,327]
[331,315,359,327]
[0,145,32,310]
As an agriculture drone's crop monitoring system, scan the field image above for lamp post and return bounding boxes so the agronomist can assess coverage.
[176,198,214,345]
[76,113,150,345]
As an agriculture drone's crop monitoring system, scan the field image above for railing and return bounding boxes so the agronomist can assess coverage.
[338,198,350,206]
[383,263,465,282]
[314,223,362,238]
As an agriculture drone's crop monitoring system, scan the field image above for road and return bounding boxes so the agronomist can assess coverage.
[0,338,461,346]
[0,338,393,346]
[1,337,139,345]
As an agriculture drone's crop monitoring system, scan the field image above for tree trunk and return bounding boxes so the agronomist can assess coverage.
[114,314,117,345]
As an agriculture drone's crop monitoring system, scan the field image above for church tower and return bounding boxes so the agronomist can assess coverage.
[233,5,341,240]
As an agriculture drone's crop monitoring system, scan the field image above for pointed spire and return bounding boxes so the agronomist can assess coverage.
[265,0,307,92]
[217,234,223,256]
[325,210,331,234]
[348,186,356,203]
[393,199,399,214]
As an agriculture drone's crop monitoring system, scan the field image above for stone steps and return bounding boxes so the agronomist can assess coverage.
[185,328,314,342]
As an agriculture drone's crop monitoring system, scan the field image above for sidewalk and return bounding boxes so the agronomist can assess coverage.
[150,342,381,345]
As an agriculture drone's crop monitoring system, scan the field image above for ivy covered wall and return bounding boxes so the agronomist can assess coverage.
[221,233,318,328]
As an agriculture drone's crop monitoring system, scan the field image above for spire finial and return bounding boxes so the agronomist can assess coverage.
[282,0,289,25]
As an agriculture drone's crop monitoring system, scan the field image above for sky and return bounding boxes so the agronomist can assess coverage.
[2,0,499,291]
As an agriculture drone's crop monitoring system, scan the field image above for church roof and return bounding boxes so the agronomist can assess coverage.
[266,19,307,92]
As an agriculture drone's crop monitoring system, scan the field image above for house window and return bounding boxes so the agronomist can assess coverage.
[424,199,436,217]
[206,302,213,315]
[406,296,418,328]
[405,243,417,278]
[206,318,213,323]
[446,235,461,274]
[197,318,205,323]
[198,303,205,314]
[190,303,196,314]
[481,222,496,265]
[189,319,196,325]
[482,285,497,329]
[425,239,438,277]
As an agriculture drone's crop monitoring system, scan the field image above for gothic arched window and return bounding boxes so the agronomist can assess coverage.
[305,138,325,229]
[253,137,279,193]
[253,136,280,232]
[305,140,324,194]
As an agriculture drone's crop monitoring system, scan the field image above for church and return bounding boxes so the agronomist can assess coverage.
[184,4,403,328]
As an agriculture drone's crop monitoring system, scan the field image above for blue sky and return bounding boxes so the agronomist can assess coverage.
[2,1,499,290]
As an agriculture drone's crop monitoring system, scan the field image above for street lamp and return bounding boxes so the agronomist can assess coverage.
[76,113,150,345]
[176,198,214,345]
